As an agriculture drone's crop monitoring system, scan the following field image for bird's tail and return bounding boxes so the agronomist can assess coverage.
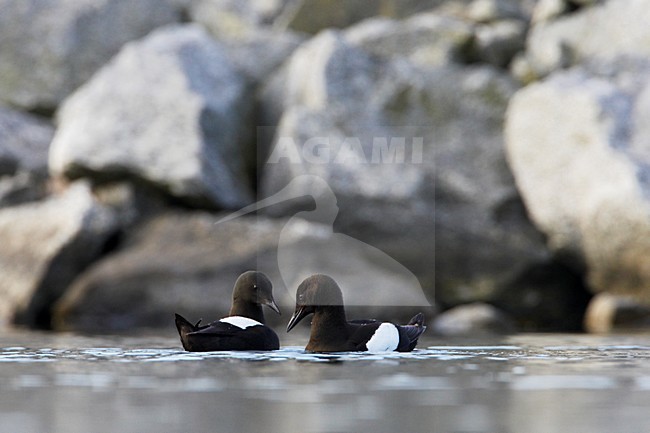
[175,313,199,351]
[407,312,426,328]
[398,313,426,352]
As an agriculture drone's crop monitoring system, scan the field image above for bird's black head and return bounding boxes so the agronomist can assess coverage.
[233,271,280,315]
[286,274,344,332]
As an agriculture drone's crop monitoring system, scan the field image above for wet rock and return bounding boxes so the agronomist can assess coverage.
[258,28,571,324]
[49,24,254,210]
[0,0,186,111]
[584,294,650,333]
[0,182,118,328]
[505,59,650,299]
[432,303,515,336]
[52,212,432,332]
[0,105,53,205]
[525,0,650,78]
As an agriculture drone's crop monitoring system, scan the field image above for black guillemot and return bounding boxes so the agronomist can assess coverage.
[286,274,426,352]
[175,271,280,351]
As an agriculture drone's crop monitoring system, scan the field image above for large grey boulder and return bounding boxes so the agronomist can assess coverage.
[344,10,526,70]
[53,212,284,332]
[49,24,254,209]
[344,12,474,67]
[524,0,650,78]
[0,182,118,328]
[188,0,304,83]
[52,212,432,332]
[259,28,581,328]
[0,0,186,111]
[505,59,650,302]
[259,31,437,274]
[204,31,302,85]
[0,105,53,205]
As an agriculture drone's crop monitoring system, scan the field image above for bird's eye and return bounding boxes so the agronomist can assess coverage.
[253,285,257,289]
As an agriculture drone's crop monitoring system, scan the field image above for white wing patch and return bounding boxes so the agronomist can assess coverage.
[219,316,262,329]
[365,323,399,352]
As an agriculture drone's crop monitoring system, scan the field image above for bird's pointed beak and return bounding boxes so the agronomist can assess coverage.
[287,305,309,332]
[265,299,281,315]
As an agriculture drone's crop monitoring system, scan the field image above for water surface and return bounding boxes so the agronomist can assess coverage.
[2,331,650,433]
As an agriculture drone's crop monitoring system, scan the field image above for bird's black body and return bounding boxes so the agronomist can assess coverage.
[175,314,280,351]
[175,271,280,352]
[287,274,426,353]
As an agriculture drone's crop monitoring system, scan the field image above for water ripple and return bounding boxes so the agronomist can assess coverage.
[1,344,650,364]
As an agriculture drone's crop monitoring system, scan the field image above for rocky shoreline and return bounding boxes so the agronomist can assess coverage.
[0,0,646,334]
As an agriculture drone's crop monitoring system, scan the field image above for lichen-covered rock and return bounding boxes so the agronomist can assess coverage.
[49,24,253,209]
[0,182,118,327]
[0,0,186,111]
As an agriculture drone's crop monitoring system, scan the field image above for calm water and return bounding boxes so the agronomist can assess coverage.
[2,330,650,433]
